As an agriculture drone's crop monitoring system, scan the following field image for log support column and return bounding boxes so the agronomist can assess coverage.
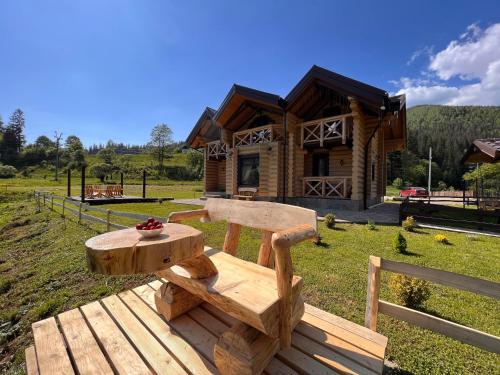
[154,282,203,321]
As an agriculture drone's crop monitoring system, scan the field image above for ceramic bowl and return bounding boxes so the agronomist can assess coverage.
[137,227,163,238]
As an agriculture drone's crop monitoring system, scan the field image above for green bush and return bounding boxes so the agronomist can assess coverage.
[0,165,17,178]
[402,216,417,232]
[392,177,403,189]
[389,274,431,309]
[366,219,376,231]
[0,277,12,294]
[393,232,407,254]
[324,213,336,229]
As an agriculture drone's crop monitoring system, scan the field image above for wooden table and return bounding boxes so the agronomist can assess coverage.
[85,224,205,275]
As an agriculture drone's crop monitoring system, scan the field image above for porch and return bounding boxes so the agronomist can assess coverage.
[26,279,387,375]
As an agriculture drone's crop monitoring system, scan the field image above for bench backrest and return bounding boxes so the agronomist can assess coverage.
[205,198,317,233]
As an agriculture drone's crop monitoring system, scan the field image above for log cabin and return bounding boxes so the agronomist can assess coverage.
[186,65,406,210]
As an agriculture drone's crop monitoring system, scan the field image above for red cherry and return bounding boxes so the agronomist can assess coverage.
[148,217,155,223]
[136,224,143,230]
[155,224,162,229]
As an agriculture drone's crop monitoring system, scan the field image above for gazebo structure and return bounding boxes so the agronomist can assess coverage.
[67,167,161,205]
[461,138,500,164]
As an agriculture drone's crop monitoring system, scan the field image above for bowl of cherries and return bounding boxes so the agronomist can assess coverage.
[136,217,164,238]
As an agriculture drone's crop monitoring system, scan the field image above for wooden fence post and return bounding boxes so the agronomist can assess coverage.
[62,198,66,217]
[43,193,46,207]
[78,202,82,224]
[106,210,111,232]
[51,195,54,211]
[365,256,381,331]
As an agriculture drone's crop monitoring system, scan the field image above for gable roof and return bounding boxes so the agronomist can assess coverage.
[286,65,389,112]
[213,84,284,126]
[461,138,500,164]
[185,107,217,147]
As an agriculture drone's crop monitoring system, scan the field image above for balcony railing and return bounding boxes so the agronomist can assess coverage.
[303,176,352,198]
[299,114,350,148]
[206,140,228,160]
[233,124,282,148]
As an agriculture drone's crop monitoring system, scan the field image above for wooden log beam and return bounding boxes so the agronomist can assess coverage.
[154,282,203,321]
[223,223,241,256]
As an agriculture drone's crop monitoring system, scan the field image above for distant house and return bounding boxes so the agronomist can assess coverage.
[186,66,406,210]
[461,138,500,164]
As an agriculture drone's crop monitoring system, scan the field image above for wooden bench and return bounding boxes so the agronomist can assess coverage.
[233,187,258,200]
[26,280,388,375]
[25,199,389,374]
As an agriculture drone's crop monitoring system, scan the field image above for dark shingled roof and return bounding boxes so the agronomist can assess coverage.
[461,138,500,164]
[185,107,217,146]
[286,65,390,111]
[213,84,284,124]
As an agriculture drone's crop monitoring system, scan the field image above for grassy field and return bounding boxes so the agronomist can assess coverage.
[1,187,499,374]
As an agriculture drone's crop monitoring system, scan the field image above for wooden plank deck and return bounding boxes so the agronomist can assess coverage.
[26,280,387,375]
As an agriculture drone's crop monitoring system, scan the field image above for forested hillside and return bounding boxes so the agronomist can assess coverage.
[393,105,500,188]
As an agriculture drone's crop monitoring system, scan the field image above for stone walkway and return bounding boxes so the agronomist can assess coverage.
[321,203,400,224]
[171,199,400,225]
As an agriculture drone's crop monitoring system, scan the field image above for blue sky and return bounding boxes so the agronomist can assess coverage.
[0,0,499,146]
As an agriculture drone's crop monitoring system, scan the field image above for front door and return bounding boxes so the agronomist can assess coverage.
[313,153,329,176]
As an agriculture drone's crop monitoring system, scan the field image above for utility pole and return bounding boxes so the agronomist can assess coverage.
[428,147,432,201]
[54,131,63,181]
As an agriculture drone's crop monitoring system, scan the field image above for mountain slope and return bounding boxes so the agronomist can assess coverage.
[406,105,500,186]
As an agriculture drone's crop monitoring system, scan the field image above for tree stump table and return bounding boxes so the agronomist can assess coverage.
[85,224,214,276]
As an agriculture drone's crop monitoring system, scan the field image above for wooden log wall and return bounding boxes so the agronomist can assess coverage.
[350,99,366,202]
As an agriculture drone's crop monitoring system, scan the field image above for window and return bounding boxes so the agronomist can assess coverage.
[313,153,329,176]
[238,154,260,187]
[371,161,376,181]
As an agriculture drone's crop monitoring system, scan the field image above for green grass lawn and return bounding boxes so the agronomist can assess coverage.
[1,190,499,374]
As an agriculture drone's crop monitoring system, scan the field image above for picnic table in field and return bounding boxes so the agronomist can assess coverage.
[85,184,123,199]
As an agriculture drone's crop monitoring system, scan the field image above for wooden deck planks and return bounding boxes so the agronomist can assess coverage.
[32,317,74,375]
[28,282,387,375]
[80,301,152,375]
[58,309,113,375]
[25,346,39,375]
[101,295,187,375]
[119,290,218,374]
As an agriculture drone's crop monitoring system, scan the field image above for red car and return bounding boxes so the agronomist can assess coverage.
[400,187,429,197]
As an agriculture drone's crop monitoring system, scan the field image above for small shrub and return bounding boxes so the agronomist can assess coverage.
[389,274,431,308]
[0,277,12,294]
[402,216,417,232]
[392,177,403,189]
[35,297,65,319]
[0,165,17,178]
[366,219,376,231]
[434,234,449,244]
[393,232,407,254]
[324,214,336,229]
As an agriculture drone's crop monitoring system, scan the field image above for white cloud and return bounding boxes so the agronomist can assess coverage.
[392,23,500,107]
[406,46,433,66]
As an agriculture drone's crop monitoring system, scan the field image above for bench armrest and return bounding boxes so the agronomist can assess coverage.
[271,224,317,349]
[271,224,317,248]
[168,209,210,223]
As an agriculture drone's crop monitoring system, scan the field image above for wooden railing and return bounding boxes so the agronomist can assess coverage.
[206,140,228,160]
[365,256,500,354]
[233,124,282,148]
[303,176,351,198]
[299,114,350,148]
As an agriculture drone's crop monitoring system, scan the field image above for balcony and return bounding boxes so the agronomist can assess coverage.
[299,114,350,148]
[206,140,228,160]
[233,124,283,148]
[303,176,352,198]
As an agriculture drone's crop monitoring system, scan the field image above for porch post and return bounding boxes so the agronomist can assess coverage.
[350,98,365,206]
